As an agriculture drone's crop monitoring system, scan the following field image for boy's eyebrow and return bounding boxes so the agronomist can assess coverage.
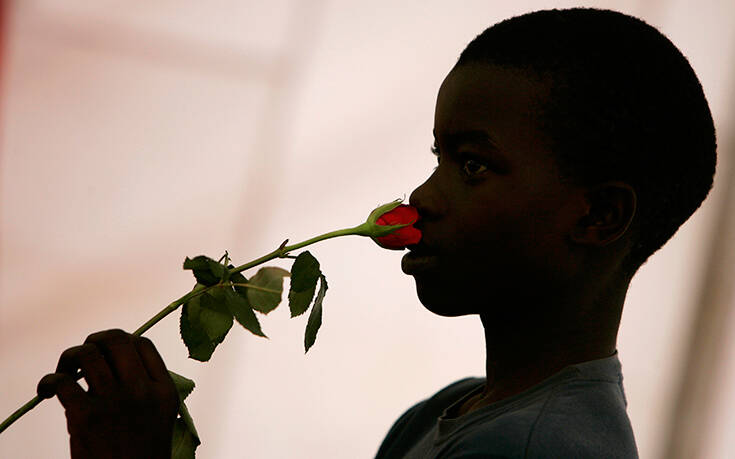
[432,128,511,171]
[432,129,502,150]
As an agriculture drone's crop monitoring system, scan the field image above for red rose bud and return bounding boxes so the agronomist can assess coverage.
[373,204,422,250]
[356,199,421,250]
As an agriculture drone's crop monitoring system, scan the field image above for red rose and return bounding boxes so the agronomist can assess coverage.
[373,204,422,250]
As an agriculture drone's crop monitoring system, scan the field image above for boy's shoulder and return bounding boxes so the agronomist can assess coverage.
[442,378,638,458]
[377,354,638,458]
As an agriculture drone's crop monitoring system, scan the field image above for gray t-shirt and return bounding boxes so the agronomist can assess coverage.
[375,352,638,458]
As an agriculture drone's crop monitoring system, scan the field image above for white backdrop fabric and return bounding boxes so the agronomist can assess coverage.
[1,1,734,458]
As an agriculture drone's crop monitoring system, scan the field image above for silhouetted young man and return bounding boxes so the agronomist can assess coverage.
[38,8,717,459]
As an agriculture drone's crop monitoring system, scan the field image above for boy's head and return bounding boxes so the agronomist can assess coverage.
[455,7,717,278]
[406,8,716,320]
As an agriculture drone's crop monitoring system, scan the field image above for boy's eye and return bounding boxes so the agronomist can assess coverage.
[430,142,489,177]
[431,143,440,160]
[431,142,441,169]
[461,158,489,176]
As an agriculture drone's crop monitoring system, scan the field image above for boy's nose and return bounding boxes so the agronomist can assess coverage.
[409,173,445,222]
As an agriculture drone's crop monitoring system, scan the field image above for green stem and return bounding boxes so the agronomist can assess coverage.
[0,223,371,435]
[229,224,367,275]
[0,285,212,435]
[231,283,281,294]
[133,283,209,336]
[0,396,42,434]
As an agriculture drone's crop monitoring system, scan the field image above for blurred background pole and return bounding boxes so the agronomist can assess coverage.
[660,52,735,458]
[0,0,6,299]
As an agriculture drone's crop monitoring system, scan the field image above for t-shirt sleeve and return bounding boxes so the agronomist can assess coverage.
[418,380,637,459]
[375,378,483,459]
[375,402,421,458]
[523,381,639,458]
[377,356,637,458]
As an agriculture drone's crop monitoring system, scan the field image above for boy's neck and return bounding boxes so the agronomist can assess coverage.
[456,341,617,417]
[464,295,621,416]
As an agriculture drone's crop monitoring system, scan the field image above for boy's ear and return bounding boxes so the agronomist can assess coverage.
[570,181,637,246]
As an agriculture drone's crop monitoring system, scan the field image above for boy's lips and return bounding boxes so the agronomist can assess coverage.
[405,241,435,256]
[402,242,440,274]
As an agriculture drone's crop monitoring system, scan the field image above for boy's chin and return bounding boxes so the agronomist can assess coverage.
[423,305,477,318]
[415,283,481,317]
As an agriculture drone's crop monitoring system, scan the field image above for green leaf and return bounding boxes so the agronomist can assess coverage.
[288,252,320,317]
[168,371,195,402]
[229,271,249,297]
[290,252,320,291]
[305,274,328,353]
[209,260,225,281]
[220,264,231,283]
[168,372,200,458]
[171,401,200,459]
[180,294,223,362]
[289,289,316,318]
[198,290,234,342]
[183,256,225,287]
[180,301,214,362]
[171,419,196,459]
[223,287,267,337]
[246,267,290,314]
[178,400,199,445]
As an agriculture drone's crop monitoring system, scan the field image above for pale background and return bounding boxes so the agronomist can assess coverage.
[1,1,734,458]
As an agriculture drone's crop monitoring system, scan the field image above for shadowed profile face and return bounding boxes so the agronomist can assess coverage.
[404,63,587,318]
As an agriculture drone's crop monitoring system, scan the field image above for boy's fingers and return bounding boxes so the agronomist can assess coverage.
[69,435,93,459]
[134,336,170,382]
[55,344,116,394]
[37,373,61,399]
[84,329,149,385]
[37,373,87,409]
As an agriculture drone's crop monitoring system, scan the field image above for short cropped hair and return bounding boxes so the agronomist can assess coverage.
[457,8,717,276]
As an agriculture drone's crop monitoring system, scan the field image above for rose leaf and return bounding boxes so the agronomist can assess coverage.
[246,267,290,314]
[288,252,320,317]
[198,291,234,343]
[171,400,200,459]
[179,297,218,362]
[168,370,195,403]
[223,287,267,337]
[183,256,222,287]
[304,274,328,353]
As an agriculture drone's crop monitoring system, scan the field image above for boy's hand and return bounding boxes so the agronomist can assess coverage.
[37,329,179,459]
